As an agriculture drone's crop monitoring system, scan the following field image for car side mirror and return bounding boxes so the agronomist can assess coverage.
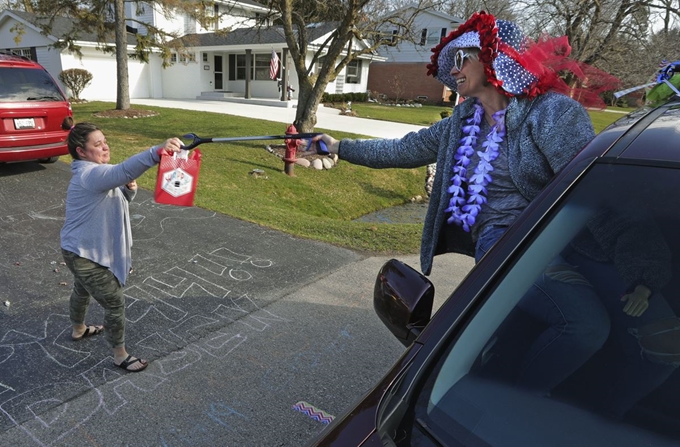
[373,259,434,347]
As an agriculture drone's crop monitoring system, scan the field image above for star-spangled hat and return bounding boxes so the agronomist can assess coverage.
[427,11,560,99]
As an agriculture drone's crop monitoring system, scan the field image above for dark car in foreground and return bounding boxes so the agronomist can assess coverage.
[309,98,680,446]
[0,51,72,163]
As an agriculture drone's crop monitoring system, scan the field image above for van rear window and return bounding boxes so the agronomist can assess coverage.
[0,67,65,102]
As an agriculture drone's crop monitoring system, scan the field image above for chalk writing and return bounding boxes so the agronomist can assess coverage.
[0,245,286,446]
[207,402,248,431]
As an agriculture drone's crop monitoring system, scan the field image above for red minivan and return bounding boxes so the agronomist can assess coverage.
[0,50,72,163]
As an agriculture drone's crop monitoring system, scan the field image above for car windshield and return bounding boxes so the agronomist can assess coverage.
[0,67,65,102]
[404,162,680,446]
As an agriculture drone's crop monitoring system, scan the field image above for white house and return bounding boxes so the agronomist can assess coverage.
[0,2,384,107]
[367,6,462,103]
[1,9,165,101]
[163,21,381,104]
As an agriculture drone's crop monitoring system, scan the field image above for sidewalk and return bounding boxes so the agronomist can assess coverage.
[131,98,426,139]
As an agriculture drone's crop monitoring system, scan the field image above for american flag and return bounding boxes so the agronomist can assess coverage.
[270,50,280,80]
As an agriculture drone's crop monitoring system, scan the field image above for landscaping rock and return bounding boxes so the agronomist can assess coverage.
[311,159,324,170]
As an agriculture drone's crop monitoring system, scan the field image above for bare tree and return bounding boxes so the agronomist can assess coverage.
[648,0,680,32]
[259,0,441,131]
[388,73,406,103]
[438,0,518,21]
[516,1,680,70]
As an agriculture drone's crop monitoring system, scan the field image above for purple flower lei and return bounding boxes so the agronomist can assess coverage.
[445,102,507,232]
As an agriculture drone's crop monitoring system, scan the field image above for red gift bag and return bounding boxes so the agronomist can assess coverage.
[154,149,202,206]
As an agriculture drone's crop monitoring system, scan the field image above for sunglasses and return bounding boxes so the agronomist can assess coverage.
[453,49,474,71]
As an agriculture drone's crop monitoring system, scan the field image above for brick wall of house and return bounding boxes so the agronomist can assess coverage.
[367,62,451,103]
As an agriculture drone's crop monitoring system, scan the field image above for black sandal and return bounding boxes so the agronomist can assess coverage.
[72,325,104,341]
[115,355,148,372]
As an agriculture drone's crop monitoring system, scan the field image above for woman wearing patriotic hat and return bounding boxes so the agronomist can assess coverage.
[319,11,598,272]
[316,12,630,403]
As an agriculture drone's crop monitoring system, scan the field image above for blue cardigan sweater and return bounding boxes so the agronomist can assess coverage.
[339,92,595,275]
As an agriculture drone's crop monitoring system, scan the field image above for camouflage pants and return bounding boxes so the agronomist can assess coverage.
[61,249,125,348]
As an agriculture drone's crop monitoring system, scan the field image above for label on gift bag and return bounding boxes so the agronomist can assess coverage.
[154,149,202,206]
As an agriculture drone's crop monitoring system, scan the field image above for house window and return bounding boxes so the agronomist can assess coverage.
[227,54,275,80]
[14,48,33,59]
[381,29,399,46]
[254,53,276,80]
[202,52,208,62]
[178,52,196,64]
[228,54,247,80]
[345,59,362,84]
[170,53,177,63]
[420,28,446,46]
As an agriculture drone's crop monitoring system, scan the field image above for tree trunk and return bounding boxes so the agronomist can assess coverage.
[294,83,322,132]
[114,0,130,110]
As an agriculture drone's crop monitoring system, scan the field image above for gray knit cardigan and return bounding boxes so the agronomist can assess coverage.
[339,92,595,275]
[61,147,162,285]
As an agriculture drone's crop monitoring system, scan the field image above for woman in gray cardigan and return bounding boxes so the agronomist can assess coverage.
[315,12,659,414]
[60,118,183,372]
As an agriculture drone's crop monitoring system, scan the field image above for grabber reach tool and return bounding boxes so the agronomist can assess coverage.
[180,132,330,154]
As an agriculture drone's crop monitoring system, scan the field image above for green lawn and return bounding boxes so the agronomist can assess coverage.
[71,102,425,255]
[349,103,452,126]
[68,101,628,255]
[588,109,630,133]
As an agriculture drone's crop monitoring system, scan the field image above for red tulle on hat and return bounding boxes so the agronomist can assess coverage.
[521,35,621,109]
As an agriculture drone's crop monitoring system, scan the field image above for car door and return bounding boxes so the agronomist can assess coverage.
[374,159,680,447]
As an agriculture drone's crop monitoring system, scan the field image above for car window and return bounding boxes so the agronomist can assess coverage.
[403,162,680,446]
[0,67,65,102]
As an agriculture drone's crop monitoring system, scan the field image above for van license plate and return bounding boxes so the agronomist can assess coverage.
[14,118,35,129]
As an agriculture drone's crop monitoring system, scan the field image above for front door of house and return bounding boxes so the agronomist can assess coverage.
[214,55,223,90]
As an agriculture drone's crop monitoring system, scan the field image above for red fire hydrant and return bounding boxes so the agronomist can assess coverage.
[283,123,298,176]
